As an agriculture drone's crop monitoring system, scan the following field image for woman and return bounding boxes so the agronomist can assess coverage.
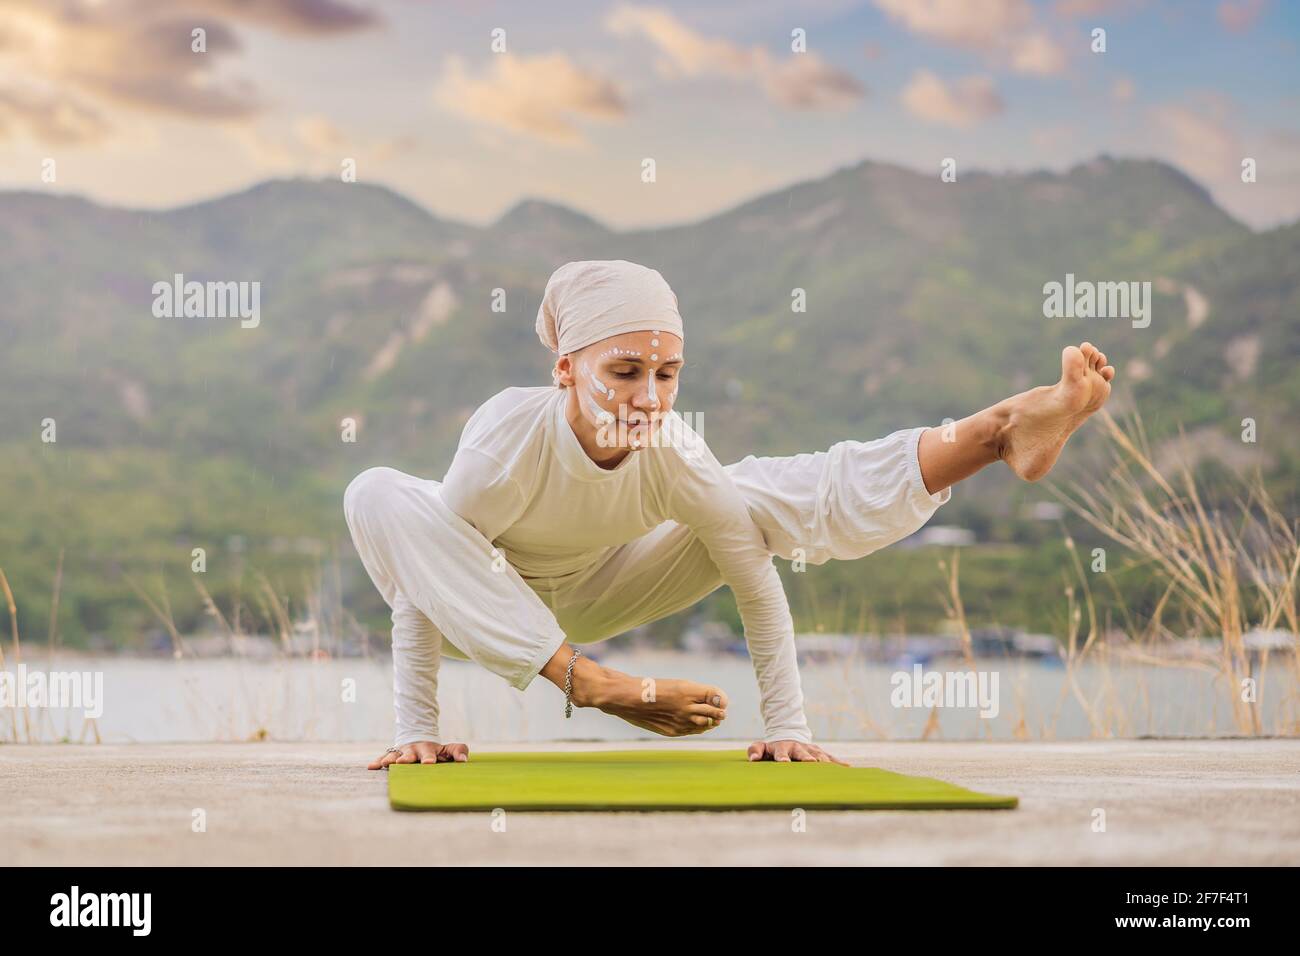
[344,259,1115,768]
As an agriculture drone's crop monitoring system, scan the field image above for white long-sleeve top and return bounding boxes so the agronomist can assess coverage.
[435,385,812,742]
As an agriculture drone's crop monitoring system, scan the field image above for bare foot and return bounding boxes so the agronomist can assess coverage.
[997,342,1115,482]
[575,665,729,737]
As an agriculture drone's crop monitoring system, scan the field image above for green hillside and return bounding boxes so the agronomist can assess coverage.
[1,157,1294,648]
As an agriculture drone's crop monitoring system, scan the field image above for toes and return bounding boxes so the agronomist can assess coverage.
[689,702,727,721]
[1101,364,1116,381]
[1061,345,1086,379]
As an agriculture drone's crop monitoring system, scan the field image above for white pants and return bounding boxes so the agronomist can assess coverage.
[343,426,948,742]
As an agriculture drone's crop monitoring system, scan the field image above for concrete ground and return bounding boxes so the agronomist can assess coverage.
[3,739,1298,865]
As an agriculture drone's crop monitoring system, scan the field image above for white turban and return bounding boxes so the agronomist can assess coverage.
[535,259,684,356]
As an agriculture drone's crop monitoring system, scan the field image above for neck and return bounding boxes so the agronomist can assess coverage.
[564,390,630,470]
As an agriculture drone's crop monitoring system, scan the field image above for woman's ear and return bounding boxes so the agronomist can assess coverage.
[553,354,576,388]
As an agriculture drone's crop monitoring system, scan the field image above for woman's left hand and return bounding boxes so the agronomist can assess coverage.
[747,740,849,765]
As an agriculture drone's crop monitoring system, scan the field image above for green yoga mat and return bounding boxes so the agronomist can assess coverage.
[388,749,1018,811]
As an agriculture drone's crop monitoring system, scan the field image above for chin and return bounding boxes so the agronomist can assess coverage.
[623,421,661,449]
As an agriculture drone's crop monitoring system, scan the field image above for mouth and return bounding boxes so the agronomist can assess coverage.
[623,420,661,432]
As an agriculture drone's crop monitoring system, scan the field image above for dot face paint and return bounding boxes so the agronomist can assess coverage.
[578,334,684,451]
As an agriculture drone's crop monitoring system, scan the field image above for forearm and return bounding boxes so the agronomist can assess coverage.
[738,564,813,742]
[391,598,442,745]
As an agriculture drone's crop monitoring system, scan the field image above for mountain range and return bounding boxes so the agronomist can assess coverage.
[2,155,1296,645]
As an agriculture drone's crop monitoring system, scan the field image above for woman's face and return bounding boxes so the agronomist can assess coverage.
[558,329,684,452]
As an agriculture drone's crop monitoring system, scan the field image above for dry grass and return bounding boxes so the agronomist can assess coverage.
[1050,408,1300,736]
[0,548,375,744]
[798,407,1298,741]
[4,410,1295,743]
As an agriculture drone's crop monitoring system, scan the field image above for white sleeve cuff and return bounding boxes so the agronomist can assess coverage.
[764,727,814,744]
[906,425,952,509]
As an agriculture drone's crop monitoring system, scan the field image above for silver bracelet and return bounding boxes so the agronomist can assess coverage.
[564,648,582,718]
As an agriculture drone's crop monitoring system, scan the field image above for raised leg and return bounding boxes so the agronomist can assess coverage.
[725,426,949,566]
[918,342,1116,491]
[728,342,1117,559]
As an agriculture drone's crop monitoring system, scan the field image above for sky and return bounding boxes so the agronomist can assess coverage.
[1,0,1298,229]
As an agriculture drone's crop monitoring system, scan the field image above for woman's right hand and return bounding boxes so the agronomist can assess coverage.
[367,741,470,770]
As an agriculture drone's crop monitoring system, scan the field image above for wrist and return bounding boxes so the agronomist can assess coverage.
[764,728,812,744]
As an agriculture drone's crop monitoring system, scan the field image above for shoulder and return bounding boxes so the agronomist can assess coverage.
[460,386,556,453]
[654,410,719,472]
[650,411,729,516]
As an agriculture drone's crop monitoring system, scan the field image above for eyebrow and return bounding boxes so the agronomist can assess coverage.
[604,355,684,366]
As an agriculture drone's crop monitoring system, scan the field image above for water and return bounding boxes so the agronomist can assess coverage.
[3,650,1295,745]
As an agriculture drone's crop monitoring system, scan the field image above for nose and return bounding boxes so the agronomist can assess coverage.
[631,370,661,414]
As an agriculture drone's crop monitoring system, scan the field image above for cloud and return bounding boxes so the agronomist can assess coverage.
[370,134,419,164]
[1146,92,1300,227]
[901,70,1004,127]
[234,115,418,173]
[295,115,348,152]
[0,0,376,145]
[606,4,759,78]
[1217,0,1268,32]
[181,0,379,34]
[763,54,864,109]
[606,3,863,110]
[0,85,111,145]
[1111,76,1135,102]
[293,115,417,163]
[875,0,1031,48]
[1150,97,1239,184]
[432,53,627,147]
[873,0,1066,75]
[1008,32,1066,75]
[1052,0,1134,16]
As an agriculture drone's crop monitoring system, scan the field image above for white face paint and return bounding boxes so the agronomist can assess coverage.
[579,335,684,451]
[577,360,615,427]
